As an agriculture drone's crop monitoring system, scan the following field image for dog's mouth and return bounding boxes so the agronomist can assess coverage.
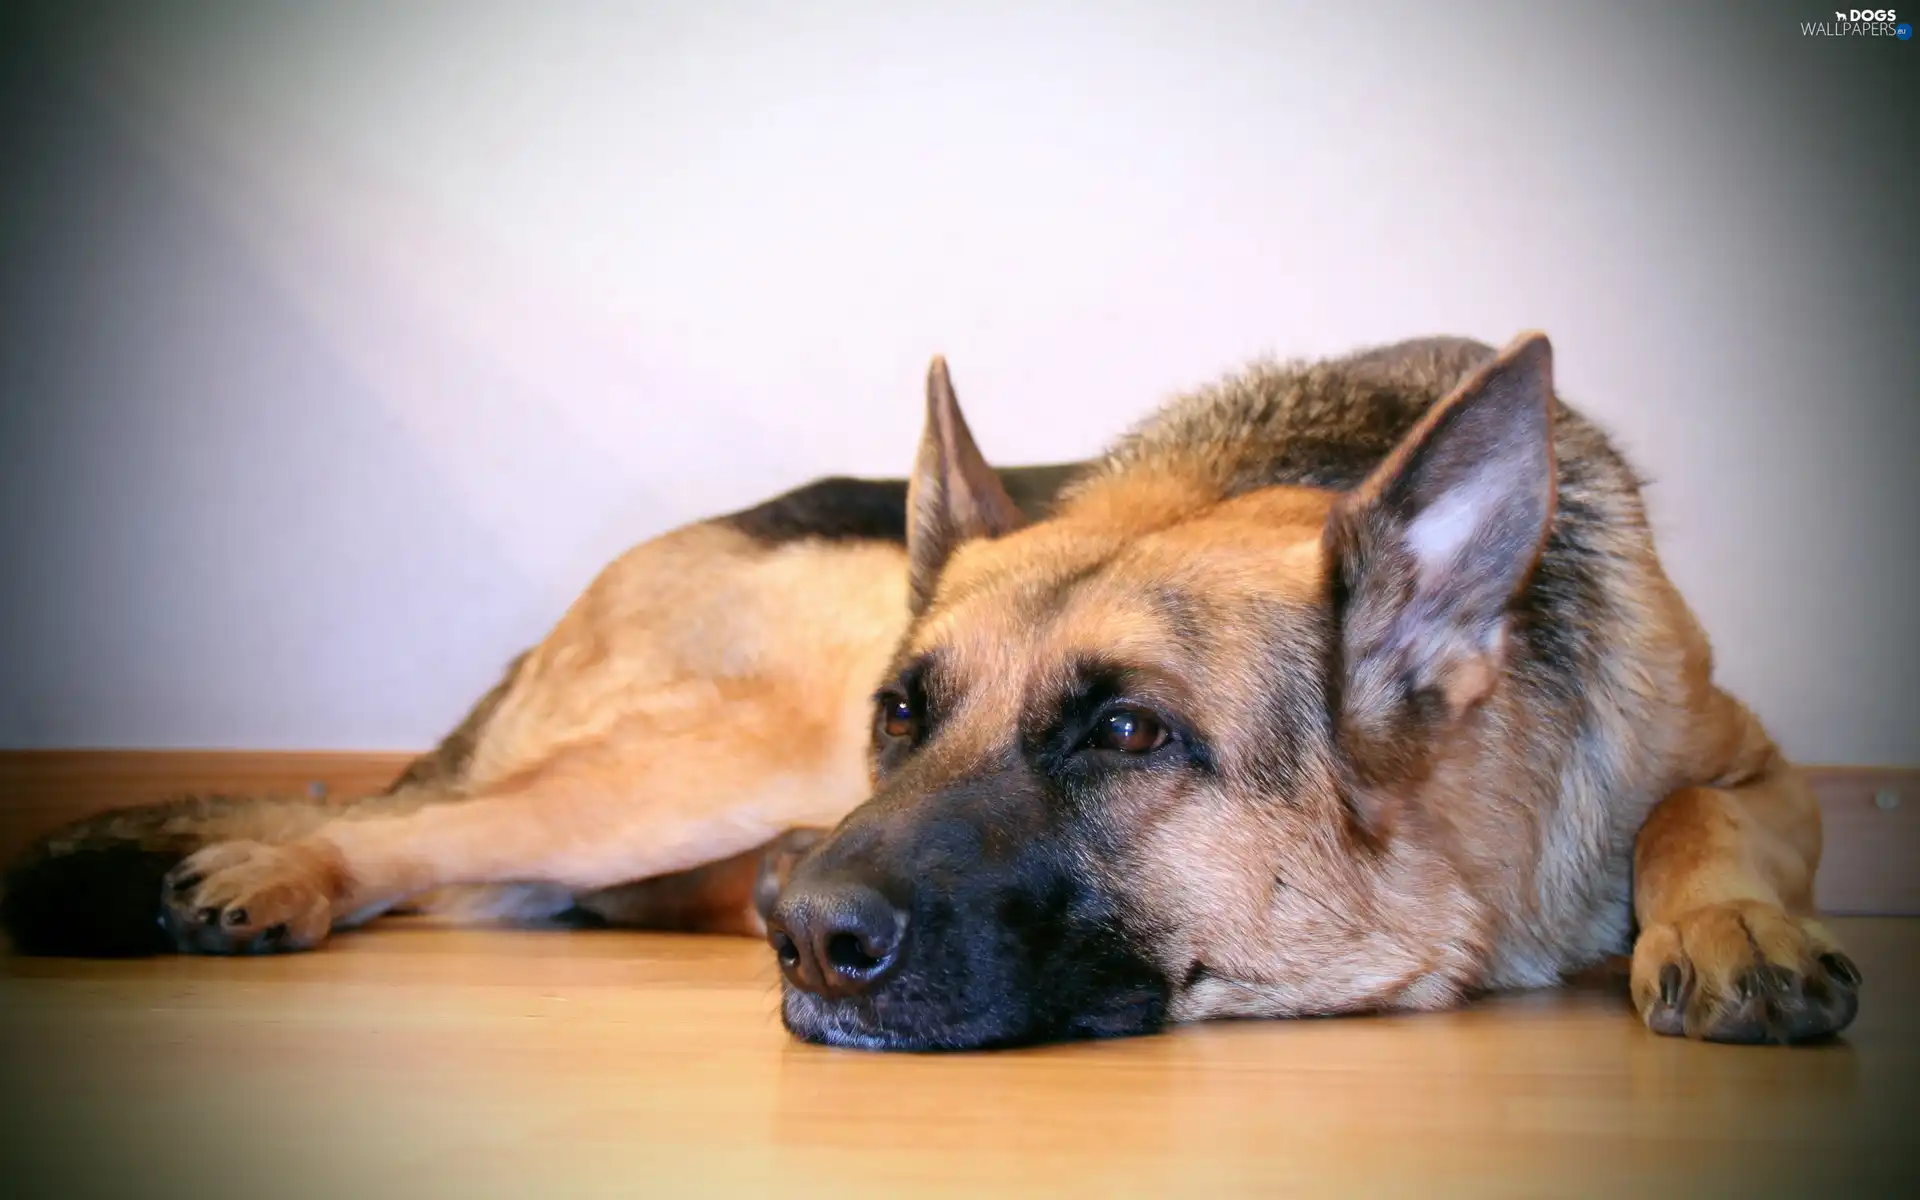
[778,977,1169,1052]
[779,986,1007,1052]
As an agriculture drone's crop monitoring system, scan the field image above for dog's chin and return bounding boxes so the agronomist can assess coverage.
[779,986,1016,1051]
[778,984,1168,1052]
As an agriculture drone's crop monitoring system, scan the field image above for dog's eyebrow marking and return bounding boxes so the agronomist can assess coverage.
[883,651,949,722]
[884,652,932,695]
[1052,654,1139,714]
[1022,655,1124,737]
[1151,585,1208,650]
[1032,555,1116,621]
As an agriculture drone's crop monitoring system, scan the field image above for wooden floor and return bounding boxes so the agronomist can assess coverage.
[2,919,1914,1200]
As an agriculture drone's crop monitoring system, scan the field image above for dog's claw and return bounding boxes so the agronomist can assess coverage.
[1820,952,1862,987]
[160,840,338,955]
[1657,963,1681,1007]
[1632,901,1858,1044]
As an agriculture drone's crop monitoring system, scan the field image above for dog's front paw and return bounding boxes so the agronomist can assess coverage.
[1631,900,1860,1044]
[161,840,345,954]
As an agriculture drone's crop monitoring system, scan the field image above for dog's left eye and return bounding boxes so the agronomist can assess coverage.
[1089,707,1168,754]
[878,695,917,740]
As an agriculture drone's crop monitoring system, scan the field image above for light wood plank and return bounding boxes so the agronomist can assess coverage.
[1,918,1913,1198]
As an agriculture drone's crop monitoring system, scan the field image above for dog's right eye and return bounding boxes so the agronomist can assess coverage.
[878,694,917,740]
[1089,707,1169,755]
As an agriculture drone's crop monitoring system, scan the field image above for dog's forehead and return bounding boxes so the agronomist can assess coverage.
[909,486,1335,689]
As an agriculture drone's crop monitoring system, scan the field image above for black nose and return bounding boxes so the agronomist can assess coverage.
[766,879,906,998]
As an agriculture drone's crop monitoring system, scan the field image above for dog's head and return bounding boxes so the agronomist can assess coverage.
[768,335,1559,1050]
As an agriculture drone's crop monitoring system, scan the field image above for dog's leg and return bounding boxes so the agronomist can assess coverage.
[568,826,828,937]
[156,704,861,953]
[1630,687,1860,1043]
[151,522,909,954]
[391,826,828,937]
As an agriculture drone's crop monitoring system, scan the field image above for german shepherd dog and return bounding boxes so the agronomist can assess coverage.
[3,333,1861,1051]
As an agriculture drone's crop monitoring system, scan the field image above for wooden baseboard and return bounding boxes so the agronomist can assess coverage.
[0,751,1913,915]
[1798,766,1917,915]
[0,750,417,865]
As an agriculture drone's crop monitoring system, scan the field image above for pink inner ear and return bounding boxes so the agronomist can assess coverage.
[1403,465,1503,582]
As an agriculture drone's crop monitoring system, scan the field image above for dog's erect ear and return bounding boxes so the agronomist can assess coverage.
[906,357,1026,613]
[1323,332,1558,805]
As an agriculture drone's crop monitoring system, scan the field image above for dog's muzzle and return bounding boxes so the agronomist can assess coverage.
[762,824,1171,1052]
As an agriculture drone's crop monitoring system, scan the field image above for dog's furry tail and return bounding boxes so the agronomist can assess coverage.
[0,793,348,957]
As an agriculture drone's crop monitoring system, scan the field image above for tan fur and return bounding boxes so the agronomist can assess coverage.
[1627,619,1850,1040]
[156,522,909,947]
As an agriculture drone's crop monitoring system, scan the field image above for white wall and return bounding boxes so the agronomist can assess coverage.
[2,1,1915,763]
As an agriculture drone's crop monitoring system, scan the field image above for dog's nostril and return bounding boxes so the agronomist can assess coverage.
[826,930,884,974]
[770,878,905,996]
